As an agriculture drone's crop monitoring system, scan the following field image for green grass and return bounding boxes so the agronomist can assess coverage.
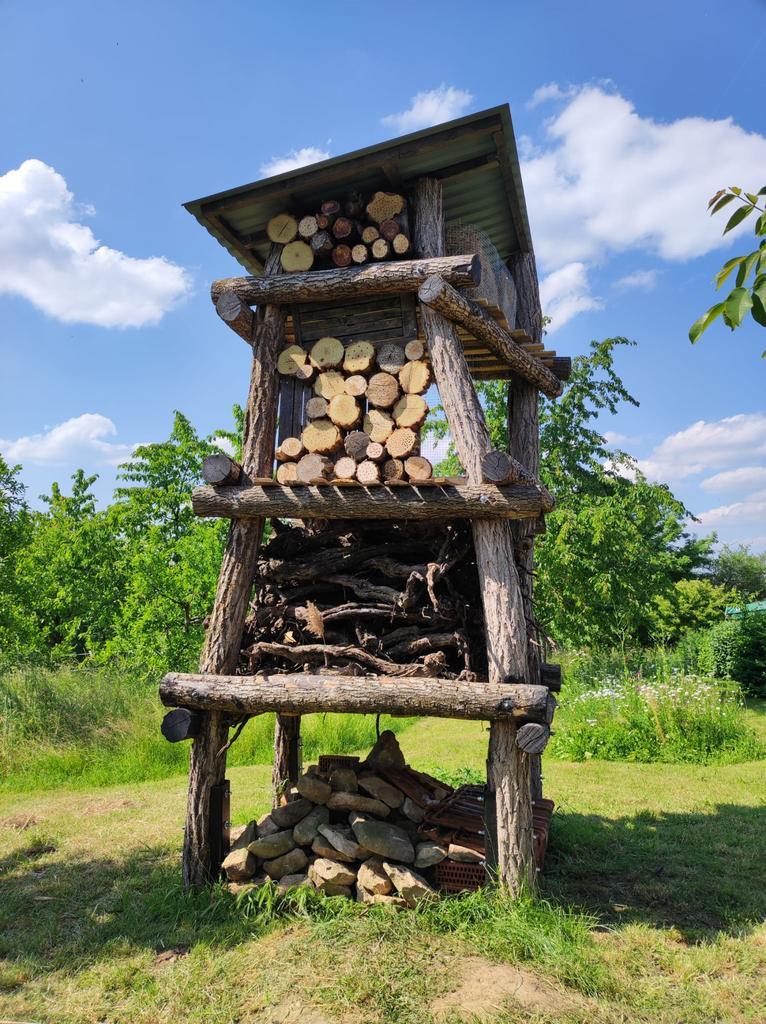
[1,708,765,1022]
[0,663,413,792]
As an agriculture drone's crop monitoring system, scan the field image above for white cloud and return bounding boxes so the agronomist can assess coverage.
[614,269,658,291]
[539,261,602,331]
[701,466,766,493]
[698,491,766,527]
[524,85,766,270]
[603,430,641,446]
[521,84,766,327]
[0,159,191,328]
[260,146,331,177]
[527,83,574,109]
[382,85,474,134]
[0,414,134,465]
[210,434,236,457]
[638,413,766,483]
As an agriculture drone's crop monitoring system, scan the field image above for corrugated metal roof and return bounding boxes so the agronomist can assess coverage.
[184,105,534,275]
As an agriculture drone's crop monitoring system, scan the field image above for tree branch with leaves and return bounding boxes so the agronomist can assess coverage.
[690,186,766,355]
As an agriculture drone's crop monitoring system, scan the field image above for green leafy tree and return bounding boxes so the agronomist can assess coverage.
[689,186,766,354]
[424,337,714,650]
[14,470,126,660]
[0,456,35,660]
[650,578,737,643]
[710,544,766,601]
[107,411,228,672]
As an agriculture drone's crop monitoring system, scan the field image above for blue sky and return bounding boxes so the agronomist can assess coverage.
[1,0,765,550]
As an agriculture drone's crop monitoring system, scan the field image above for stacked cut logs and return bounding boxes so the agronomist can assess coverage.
[221,730,495,902]
[242,518,488,680]
[276,335,434,486]
[267,191,411,273]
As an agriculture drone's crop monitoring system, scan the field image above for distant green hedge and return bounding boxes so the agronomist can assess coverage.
[702,614,766,697]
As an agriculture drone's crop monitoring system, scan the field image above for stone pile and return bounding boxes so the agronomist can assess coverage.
[222,730,485,906]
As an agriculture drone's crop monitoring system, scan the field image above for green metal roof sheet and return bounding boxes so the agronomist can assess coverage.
[184,105,534,276]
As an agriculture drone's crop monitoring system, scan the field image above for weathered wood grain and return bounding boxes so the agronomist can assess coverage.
[160,672,553,723]
[417,275,562,399]
[191,481,553,523]
[413,176,535,894]
[210,254,480,307]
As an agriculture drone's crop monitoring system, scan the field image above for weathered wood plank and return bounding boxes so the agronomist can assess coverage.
[191,481,554,523]
[210,254,480,307]
[160,672,554,723]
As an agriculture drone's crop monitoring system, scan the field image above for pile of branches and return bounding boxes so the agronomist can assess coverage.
[242,519,488,680]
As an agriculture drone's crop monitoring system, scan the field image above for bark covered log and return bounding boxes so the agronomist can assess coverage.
[186,243,285,889]
[413,176,534,894]
[417,275,562,399]
[161,672,553,722]
[211,254,480,306]
[192,480,552,522]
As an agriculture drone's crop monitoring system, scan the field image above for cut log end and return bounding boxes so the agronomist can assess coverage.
[328,393,361,429]
[333,456,358,481]
[267,212,298,244]
[202,453,242,486]
[343,340,376,375]
[377,342,406,375]
[366,191,405,224]
[399,360,431,395]
[280,240,314,272]
[309,336,344,370]
[393,393,428,429]
[366,372,400,410]
[301,418,343,455]
[385,427,418,459]
[277,345,308,376]
[275,437,305,463]
[296,453,332,484]
[404,455,433,482]
[356,460,381,485]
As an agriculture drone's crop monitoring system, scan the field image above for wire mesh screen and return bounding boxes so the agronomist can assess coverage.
[445,221,517,325]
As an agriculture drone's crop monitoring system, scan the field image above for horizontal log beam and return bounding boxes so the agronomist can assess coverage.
[210,254,480,307]
[191,481,554,523]
[417,275,563,399]
[160,671,554,723]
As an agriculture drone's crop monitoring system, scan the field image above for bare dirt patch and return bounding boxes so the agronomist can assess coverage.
[0,814,42,830]
[83,798,137,815]
[431,956,580,1021]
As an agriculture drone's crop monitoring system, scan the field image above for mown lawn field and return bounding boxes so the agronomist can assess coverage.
[1,706,764,1024]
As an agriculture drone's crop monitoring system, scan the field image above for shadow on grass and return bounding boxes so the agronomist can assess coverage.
[544,802,766,939]
[0,841,259,974]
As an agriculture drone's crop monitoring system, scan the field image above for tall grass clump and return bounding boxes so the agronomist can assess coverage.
[0,662,414,792]
[551,670,763,765]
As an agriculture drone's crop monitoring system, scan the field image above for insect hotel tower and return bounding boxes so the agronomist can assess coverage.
[162,106,571,892]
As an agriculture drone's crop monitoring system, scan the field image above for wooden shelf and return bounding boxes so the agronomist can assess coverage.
[192,479,554,523]
[160,671,554,723]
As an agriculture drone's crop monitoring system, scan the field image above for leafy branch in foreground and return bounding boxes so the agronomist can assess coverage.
[689,186,766,355]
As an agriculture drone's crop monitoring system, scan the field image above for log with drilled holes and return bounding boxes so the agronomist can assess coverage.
[192,480,553,522]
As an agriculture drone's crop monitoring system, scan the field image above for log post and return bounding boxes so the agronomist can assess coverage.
[508,251,545,807]
[183,245,284,889]
[413,177,534,893]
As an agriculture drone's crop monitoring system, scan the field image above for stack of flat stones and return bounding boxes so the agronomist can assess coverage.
[222,731,483,907]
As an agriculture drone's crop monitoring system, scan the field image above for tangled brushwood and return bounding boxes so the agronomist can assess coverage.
[242,518,488,680]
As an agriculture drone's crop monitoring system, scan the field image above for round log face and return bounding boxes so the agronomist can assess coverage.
[267,212,298,244]
[363,410,394,443]
[314,371,346,400]
[367,373,400,410]
[281,240,314,272]
[309,336,345,370]
[277,345,308,376]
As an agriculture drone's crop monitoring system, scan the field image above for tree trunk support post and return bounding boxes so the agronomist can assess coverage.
[413,177,534,893]
[183,244,290,889]
[508,252,546,807]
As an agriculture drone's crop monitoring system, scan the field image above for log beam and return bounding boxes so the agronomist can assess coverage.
[160,672,554,723]
[183,244,284,890]
[413,177,534,893]
[191,481,554,523]
[417,274,562,399]
[210,254,480,307]
[215,289,257,344]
